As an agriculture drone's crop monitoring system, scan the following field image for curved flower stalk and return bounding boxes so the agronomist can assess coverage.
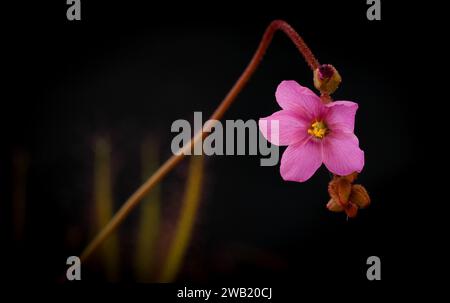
[80,20,371,265]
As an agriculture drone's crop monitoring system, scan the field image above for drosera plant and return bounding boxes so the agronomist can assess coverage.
[80,20,371,267]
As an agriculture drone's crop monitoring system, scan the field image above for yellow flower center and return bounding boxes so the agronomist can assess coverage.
[308,120,328,139]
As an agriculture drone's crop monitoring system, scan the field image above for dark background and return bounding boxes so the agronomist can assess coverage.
[1,0,439,295]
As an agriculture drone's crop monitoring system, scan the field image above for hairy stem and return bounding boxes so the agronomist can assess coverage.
[80,20,320,262]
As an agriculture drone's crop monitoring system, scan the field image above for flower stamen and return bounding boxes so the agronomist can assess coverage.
[308,120,328,139]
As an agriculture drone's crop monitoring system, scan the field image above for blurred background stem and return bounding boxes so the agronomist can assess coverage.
[93,137,119,281]
[159,155,204,282]
[135,137,161,282]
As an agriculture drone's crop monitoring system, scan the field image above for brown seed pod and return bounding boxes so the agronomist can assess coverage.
[326,172,370,218]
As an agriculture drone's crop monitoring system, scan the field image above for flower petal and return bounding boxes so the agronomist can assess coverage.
[325,101,358,132]
[275,80,324,119]
[259,110,309,146]
[280,138,323,182]
[322,131,364,176]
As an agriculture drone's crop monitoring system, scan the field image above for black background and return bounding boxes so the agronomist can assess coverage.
[1,0,440,297]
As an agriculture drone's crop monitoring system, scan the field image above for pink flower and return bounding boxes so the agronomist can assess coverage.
[259,80,364,182]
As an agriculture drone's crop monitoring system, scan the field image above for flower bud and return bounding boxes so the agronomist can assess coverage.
[350,184,371,209]
[313,64,341,94]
